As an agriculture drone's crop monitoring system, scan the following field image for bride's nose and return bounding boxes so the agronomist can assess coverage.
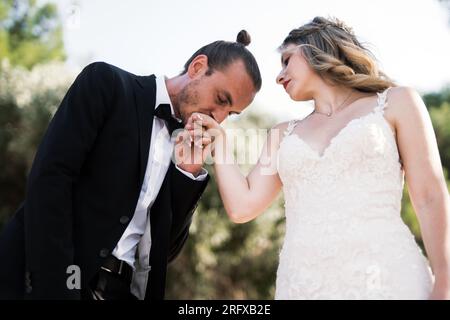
[276,70,285,85]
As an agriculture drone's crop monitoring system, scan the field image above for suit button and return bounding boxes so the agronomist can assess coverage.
[99,248,109,258]
[119,216,130,224]
[24,271,32,286]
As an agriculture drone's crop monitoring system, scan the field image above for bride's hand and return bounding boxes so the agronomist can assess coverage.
[185,113,227,157]
[185,113,226,138]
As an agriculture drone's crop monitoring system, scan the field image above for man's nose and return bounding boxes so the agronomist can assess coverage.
[212,109,228,124]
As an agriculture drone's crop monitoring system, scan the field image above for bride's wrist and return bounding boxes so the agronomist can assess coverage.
[210,127,226,145]
[211,131,231,164]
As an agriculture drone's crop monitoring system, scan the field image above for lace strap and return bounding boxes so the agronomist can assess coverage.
[376,87,391,112]
[283,119,299,137]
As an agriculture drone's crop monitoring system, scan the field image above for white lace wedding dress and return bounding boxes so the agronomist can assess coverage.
[275,88,434,299]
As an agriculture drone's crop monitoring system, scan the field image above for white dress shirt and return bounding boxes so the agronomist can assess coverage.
[112,75,208,268]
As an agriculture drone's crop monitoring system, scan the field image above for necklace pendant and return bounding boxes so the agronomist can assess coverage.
[327,112,332,117]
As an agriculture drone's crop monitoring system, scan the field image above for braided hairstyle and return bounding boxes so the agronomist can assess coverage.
[279,16,395,93]
[181,30,261,91]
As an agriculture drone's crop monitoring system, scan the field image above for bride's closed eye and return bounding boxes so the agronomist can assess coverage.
[281,53,291,67]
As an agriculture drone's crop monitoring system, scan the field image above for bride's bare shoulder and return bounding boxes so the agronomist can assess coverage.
[385,86,428,128]
[387,86,425,113]
[270,121,292,140]
[265,120,298,150]
[272,121,291,132]
[273,121,292,127]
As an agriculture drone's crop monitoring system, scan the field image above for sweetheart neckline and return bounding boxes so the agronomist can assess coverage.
[280,110,396,159]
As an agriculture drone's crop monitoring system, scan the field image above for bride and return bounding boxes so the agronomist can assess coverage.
[184,17,450,299]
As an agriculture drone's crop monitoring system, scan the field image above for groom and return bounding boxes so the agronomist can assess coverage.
[0,36,261,300]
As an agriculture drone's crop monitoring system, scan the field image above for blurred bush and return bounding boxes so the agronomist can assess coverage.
[0,61,74,228]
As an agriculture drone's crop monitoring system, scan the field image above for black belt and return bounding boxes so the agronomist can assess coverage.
[101,255,133,283]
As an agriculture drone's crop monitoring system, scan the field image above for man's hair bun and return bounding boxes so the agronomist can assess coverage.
[236,30,251,46]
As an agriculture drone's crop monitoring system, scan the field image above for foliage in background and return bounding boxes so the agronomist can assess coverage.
[0,0,68,228]
[0,61,74,228]
[0,0,65,70]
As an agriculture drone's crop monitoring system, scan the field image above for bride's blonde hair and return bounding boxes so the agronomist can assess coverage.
[279,16,395,93]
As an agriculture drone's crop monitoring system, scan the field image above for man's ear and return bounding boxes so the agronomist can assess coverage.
[187,55,209,79]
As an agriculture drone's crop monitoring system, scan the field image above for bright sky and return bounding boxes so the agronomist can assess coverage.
[52,0,450,121]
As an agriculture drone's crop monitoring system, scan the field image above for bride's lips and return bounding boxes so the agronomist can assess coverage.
[283,80,291,90]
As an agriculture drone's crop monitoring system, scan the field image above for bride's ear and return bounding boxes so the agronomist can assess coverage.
[187,55,209,79]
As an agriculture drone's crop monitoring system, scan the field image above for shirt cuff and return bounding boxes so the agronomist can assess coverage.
[175,165,208,181]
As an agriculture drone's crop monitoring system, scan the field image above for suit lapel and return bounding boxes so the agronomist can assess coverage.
[133,75,157,188]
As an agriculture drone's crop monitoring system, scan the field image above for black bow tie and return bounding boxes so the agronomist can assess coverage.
[154,103,184,135]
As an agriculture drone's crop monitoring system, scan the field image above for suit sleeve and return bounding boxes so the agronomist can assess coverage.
[24,62,116,299]
[167,167,209,263]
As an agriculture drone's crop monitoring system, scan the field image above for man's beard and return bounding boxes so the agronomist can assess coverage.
[174,79,201,123]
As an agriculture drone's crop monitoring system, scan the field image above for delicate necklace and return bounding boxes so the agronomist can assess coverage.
[313,91,353,118]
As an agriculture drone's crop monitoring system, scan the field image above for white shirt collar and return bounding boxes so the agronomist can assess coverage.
[155,75,182,123]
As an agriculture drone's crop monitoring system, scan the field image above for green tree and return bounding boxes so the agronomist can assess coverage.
[0,62,74,229]
[0,0,68,229]
[424,88,450,172]
[0,0,65,69]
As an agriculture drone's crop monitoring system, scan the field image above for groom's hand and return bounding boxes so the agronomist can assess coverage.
[174,117,213,177]
[185,113,227,162]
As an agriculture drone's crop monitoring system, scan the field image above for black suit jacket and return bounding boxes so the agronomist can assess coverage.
[0,62,209,300]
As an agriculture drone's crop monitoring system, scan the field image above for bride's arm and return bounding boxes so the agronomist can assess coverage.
[391,86,450,299]
[186,113,288,223]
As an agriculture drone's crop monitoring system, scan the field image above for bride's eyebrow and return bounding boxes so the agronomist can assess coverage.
[281,53,290,64]
[281,45,301,64]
